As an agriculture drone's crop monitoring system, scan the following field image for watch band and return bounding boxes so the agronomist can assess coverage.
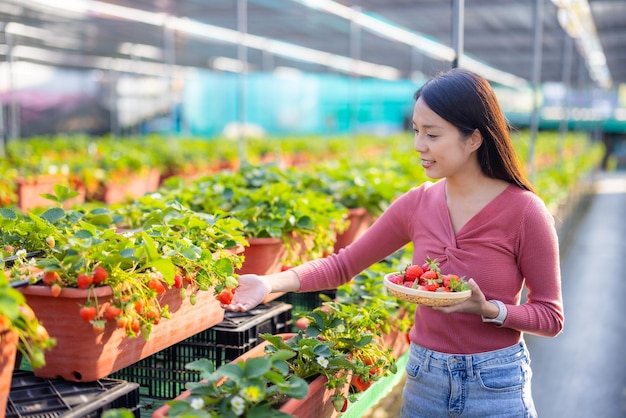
[481,299,507,325]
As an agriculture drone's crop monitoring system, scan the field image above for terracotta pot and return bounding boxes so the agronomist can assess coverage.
[236,237,286,276]
[280,372,349,418]
[16,174,85,212]
[0,328,18,418]
[333,208,374,253]
[18,284,225,382]
[102,169,161,204]
[152,333,349,418]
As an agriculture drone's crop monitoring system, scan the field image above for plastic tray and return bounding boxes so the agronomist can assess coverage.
[6,370,140,418]
[109,300,293,400]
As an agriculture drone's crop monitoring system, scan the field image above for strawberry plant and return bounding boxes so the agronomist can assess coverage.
[0,189,246,340]
[161,344,310,418]
[159,162,349,266]
[295,300,398,395]
[0,266,55,369]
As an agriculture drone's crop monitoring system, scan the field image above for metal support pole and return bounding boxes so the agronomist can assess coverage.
[109,65,118,138]
[558,34,573,160]
[452,0,465,68]
[0,24,6,156]
[237,0,248,161]
[164,20,177,136]
[7,32,19,140]
[527,0,544,179]
[350,6,361,136]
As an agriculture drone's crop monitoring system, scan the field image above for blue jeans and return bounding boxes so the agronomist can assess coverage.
[401,341,537,417]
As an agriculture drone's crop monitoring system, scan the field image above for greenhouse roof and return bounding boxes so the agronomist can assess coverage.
[1,0,625,89]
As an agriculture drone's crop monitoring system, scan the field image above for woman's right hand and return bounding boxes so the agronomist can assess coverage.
[220,274,271,312]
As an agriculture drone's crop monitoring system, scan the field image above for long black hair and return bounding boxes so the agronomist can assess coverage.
[414,68,534,193]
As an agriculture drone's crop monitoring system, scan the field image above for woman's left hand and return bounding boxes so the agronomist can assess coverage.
[432,278,490,316]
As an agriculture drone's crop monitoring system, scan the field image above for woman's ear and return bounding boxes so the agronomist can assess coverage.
[469,129,483,151]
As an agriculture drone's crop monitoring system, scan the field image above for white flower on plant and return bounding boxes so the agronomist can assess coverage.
[231,395,245,416]
[16,249,27,258]
[317,355,329,368]
[189,397,205,410]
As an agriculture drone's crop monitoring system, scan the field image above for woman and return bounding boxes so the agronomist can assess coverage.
[222,68,564,417]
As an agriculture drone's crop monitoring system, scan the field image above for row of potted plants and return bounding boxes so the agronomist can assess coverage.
[101,249,415,418]
[0,134,397,209]
[0,131,603,212]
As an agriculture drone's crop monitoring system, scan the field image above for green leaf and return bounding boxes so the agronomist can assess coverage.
[88,213,114,226]
[40,193,60,203]
[140,232,160,261]
[281,375,309,399]
[39,207,65,224]
[217,362,245,380]
[74,230,94,239]
[184,358,215,374]
[243,357,272,379]
[120,248,136,258]
[213,257,235,275]
[147,258,176,282]
[269,349,296,362]
[0,208,18,219]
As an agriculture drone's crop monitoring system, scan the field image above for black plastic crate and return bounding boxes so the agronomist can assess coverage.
[277,290,336,317]
[110,300,293,400]
[6,370,140,418]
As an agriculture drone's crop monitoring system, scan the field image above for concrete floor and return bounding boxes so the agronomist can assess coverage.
[526,170,626,418]
[363,170,626,418]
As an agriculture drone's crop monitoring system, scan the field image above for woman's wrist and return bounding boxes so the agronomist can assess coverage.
[481,300,500,319]
[266,270,300,293]
[481,300,507,325]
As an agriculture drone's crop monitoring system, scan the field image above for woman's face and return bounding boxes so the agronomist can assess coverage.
[412,97,479,180]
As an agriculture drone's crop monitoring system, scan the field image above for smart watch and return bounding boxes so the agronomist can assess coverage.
[481,299,507,325]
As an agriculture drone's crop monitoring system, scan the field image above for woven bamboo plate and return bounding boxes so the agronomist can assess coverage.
[383,272,471,306]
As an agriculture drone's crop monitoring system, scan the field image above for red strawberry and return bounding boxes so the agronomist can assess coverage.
[351,375,373,392]
[116,316,129,330]
[92,266,108,284]
[404,265,424,281]
[388,274,404,285]
[420,270,439,282]
[134,299,145,314]
[103,304,122,321]
[43,271,61,286]
[148,277,166,294]
[50,283,62,297]
[79,305,97,322]
[426,282,440,291]
[76,272,93,289]
[130,318,141,334]
[217,289,234,305]
[173,274,183,288]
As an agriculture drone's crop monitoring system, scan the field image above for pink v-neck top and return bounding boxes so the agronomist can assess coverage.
[293,179,564,354]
